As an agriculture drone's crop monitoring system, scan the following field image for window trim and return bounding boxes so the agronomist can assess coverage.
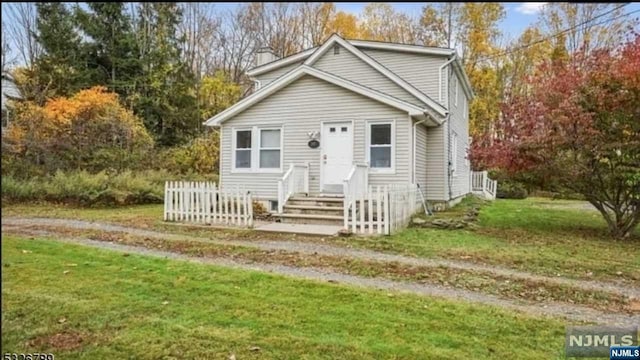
[231,126,283,173]
[366,119,396,174]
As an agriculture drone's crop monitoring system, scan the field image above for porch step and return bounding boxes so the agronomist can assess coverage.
[286,196,344,207]
[274,213,344,226]
[283,204,344,216]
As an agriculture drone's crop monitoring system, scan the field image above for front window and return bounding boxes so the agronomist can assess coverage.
[368,122,394,170]
[232,126,282,172]
[259,129,281,168]
[235,130,252,168]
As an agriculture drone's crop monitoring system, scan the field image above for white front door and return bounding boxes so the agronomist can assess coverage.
[321,122,353,193]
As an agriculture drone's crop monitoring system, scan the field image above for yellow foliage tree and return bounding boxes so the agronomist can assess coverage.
[327,11,360,39]
[2,86,153,174]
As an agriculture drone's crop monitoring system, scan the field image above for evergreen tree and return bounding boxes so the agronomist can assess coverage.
[133,3,198,147]
[74,2,141,100]
[34,2,86,98]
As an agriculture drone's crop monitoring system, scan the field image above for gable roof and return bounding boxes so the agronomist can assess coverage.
[245,36,474,101]
[204,65,434,127]
[304,35,447,117]
[246,47,317,77]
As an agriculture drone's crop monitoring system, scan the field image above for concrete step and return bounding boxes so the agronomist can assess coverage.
[287,197,344,207]
[283,204,344,216]
[274,213,344,226]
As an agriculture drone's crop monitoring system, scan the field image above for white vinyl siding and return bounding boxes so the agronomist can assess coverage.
[454,76,459,107]
[220,75,411,200]
[447,67,471,199]
[255,61,302,87]
[425,124,447,200]
[414,123,428,188]
[313,44,423,107]
[451,131,458,175]
[361,48,445,102]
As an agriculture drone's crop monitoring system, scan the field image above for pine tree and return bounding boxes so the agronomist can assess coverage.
[74,2,141,100]
[34,2,85,98]
[132,3,198,147]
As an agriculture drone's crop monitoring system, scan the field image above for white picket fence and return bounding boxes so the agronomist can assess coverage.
[344,184,423,235]
[164,181,253,227]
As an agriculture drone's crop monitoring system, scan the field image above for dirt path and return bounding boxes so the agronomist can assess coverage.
[3,217,637,298]
[4,226,639,327]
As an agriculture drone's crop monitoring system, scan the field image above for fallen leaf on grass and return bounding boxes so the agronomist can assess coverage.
[21,250,32,254]
[63,270,70,275]
[58,318,66,324]
[162,301,169,305]
[249,346,261,352]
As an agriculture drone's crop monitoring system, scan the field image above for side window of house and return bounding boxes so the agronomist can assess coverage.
[369,122,393,170]
[235,130,252,168]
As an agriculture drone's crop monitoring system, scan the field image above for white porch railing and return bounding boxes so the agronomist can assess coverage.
[164,181,253,227]
[342,163,369,229]
[277,163,309,213]
[470,171,498,200]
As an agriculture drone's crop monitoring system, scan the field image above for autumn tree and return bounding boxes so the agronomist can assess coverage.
[538,3,634,56]
[472,35,640,239]
[360,3,421,44]
[2,86,153,174]
[327,11,360,39]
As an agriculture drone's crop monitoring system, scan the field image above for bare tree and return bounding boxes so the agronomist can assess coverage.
[179,3,221,77]
[298,3,335,48]
[216,4,258,87]
[538,3,634,55]
[2,23,16,73]
[4,2,41,68]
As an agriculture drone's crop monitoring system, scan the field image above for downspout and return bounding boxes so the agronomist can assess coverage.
[412,118,427,185]
[441,54,457,202]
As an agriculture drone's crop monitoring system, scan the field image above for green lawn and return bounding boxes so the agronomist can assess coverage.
[3,197,639,282]
[1,235,566,359]
[336,198,640,282]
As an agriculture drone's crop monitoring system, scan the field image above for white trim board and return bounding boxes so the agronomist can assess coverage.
[204,65,430,126]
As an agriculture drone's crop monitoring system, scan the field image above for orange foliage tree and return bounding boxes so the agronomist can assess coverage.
[3,86,153,174]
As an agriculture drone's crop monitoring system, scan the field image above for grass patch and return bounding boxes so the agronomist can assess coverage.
[332,198,640,282]
[5,225,631,313]
[4,197,639,283]
[2,236,567,359]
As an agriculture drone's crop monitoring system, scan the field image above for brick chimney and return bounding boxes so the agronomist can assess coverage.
[255,47,279,67]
